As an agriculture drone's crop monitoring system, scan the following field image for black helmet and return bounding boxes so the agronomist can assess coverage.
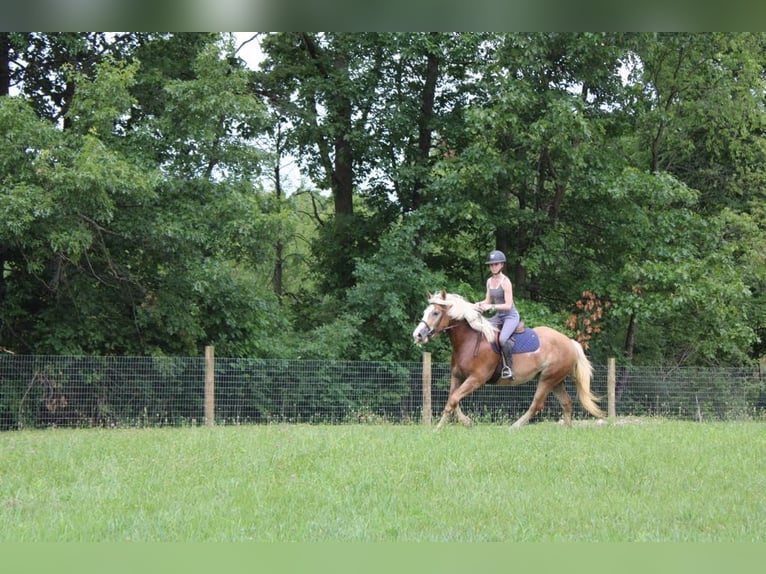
[485,250,506,264]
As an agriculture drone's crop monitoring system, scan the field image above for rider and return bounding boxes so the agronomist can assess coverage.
[475,250,520,379]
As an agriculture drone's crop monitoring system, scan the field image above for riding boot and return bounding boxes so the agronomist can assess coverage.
[500,339,514,379]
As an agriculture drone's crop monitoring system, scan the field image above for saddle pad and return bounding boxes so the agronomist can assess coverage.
[511,329,540,353]
[492,329,540,355]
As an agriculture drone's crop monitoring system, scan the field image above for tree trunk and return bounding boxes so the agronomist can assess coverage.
[411,38,439,210]
[624,310,637,360]
[273,150,284,301]
[332,132,353,216]
[299,32,355,217]
[0,32,9,96]
[0,34,9,313]
[273,240,283,302]
[617,311,638,399]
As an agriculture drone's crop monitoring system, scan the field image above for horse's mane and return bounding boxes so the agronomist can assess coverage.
[427,292,497,342]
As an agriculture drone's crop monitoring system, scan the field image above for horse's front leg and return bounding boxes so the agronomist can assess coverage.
[436,373,466,430]
[436,374,484,430]
[436,404,472,429]
[435,410,452,430]
[454,404,472,427]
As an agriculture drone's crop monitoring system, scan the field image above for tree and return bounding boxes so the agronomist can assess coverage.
[117,35,285,356]
[1,34,286,356]
[256,33,486,294]
[617,33,766,363]
[0,84,157,353]
[346,221,448,362]
[2,32,763,366]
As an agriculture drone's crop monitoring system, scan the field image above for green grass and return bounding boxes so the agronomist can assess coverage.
[1,419,764,541]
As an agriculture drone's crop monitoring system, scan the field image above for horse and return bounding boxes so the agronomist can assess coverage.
[412,290,604,430]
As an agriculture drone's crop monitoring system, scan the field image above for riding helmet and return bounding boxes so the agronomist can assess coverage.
[485,250,506,264]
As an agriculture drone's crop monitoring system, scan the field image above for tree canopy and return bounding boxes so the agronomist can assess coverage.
[1,32,764,366]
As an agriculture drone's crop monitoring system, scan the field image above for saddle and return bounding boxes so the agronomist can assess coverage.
[493,321,525,347]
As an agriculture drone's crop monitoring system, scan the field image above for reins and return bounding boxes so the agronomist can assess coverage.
[421,315,482,358]
[417,319,457,339]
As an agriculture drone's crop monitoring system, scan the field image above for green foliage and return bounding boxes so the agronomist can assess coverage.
[515,299,572,335]
[309,211,385,293]
[2,33,764,366]
[0,96,160,354]
[346,222,448,361]
[65,56,140,139]
[0,35,281,357]
[0,99,58,243]
[150,40,269,179]
[291,314,364,360]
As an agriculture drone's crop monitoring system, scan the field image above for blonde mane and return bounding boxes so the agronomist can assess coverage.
[427,292,497,342]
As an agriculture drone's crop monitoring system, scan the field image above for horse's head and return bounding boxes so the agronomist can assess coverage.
[412,290,452,344]
[412,290,497,344]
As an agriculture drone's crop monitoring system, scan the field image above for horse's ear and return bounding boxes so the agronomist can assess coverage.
[426,291,432,299]
[439,289,447,299]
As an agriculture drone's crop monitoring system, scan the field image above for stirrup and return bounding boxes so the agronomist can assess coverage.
[501,365,513,379]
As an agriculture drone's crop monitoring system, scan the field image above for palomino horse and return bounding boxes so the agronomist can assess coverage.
[412,291,604,429]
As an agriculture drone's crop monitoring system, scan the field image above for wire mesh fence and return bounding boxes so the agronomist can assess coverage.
[1,353,764,430]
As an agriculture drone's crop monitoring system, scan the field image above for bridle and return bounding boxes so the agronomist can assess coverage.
[416,306,456,340]
[416,319,456,340]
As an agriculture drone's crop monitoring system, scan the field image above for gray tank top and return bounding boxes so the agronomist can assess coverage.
[489,285,505,305]
[489,278,513,317]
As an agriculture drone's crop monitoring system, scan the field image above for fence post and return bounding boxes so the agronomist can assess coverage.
[607,357,616,421]
[204,345,215,427]
[422,352,432,426]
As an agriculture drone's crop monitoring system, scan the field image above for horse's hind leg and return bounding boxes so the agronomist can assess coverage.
[551,381,573,428]
[510,380,552,430]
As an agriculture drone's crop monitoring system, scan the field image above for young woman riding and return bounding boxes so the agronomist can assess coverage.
[475,250,520,379]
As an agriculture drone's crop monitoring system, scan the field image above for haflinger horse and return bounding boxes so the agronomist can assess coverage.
[412,290,604,430]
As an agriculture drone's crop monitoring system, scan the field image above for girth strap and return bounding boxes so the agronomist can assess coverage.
[472,329,483,357]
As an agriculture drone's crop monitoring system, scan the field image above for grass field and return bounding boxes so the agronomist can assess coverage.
[1,419,764,541]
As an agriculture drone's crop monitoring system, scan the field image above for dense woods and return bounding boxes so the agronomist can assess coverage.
[1,32,764,367]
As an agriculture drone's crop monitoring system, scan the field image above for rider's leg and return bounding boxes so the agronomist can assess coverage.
[500,339,514,378]
[499,313,520,379]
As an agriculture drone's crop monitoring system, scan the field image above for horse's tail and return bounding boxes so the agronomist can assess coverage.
[571,340,605,419]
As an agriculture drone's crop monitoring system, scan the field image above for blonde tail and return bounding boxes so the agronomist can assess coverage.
[572,340,605,419]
